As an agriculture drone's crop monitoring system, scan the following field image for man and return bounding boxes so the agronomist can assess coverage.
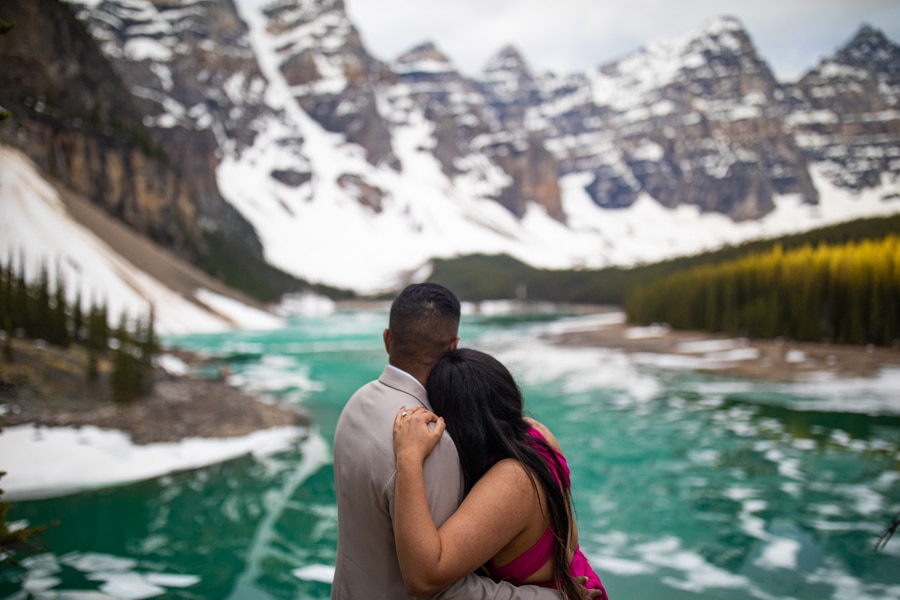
[332,283,599,599]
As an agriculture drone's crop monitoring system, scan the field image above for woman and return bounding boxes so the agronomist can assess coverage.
[392,348,607,599]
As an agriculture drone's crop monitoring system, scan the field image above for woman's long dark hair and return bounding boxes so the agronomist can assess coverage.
[426,348,580,600]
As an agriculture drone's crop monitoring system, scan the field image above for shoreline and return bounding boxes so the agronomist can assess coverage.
[541,308,900,381]
[4,306,899,501]
[0,339,308,445]
[0,338,312,502]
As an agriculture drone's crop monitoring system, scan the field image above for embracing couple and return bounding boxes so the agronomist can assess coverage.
[332,283,608,599]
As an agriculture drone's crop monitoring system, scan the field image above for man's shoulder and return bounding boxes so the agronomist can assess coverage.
[335,374,397,441]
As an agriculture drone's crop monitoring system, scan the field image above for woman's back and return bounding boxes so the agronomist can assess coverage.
[485,421,570,586]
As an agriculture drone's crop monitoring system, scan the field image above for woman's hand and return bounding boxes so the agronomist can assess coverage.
[393,406,445,463]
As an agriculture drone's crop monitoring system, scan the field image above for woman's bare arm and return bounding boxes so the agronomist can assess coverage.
[392,407,537,596]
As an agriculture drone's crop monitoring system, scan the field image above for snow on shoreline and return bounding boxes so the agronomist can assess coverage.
[0,423,308,502]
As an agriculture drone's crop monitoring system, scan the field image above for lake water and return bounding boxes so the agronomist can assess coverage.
[2,307,899,599]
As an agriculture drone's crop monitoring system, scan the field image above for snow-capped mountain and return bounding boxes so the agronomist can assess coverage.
[784,25,900,193]
[3,0,899,305]
[522,17,820,220]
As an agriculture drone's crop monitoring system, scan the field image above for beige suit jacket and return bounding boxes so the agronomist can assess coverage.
[331,365,560,599]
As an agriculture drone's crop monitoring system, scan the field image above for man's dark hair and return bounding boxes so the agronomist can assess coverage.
[388,283,460,371]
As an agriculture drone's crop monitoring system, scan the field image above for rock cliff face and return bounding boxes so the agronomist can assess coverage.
[63,0,272,252]
[264,0,398,168]
[65,1,896,227]
[390,42,564,220]
[501,17,820,220]
[392,42,492,177]
[0,0,271,264]
[0,0,203,254]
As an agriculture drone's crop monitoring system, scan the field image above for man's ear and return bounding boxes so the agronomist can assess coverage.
[449,337,460,351]
[383,328,390,354]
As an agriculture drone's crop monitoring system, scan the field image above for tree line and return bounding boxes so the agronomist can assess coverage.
[624,236,900,346]
[426,214,900,306]
[0,252,158,402]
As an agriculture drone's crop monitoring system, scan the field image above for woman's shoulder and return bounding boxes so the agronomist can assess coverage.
[523,417,562,452]
[476,458,543,506]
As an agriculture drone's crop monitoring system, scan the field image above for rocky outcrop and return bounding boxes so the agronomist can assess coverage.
[393,42,564,220]
[483,137,564,220]
[66,0,276,251]
[265,0,398,168]
[0,0,202,255]
[479,45,542,132]
[392,42,493,176]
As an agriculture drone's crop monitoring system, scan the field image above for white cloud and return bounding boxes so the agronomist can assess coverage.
[345,0,900,80]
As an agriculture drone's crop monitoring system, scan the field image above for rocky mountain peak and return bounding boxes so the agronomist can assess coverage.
[786,24,899,191]
[833,24,900,78]
[479,45,536,109]
[393,41,458,76]
[696,15,752,45]
[663,15,774,94]
[263,0,347,34]
[483,45,532,76]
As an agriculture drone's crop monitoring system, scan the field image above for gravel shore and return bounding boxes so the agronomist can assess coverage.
[0,338,307,445]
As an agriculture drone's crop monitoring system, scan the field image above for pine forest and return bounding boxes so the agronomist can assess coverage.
[624,236,900,346]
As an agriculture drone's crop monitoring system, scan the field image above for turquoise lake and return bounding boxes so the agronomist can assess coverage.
[2,307,899,599]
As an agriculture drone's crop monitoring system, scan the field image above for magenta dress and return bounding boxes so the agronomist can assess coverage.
[484,427,608,598]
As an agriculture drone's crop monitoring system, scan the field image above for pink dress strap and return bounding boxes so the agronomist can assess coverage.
[487,526,556,584]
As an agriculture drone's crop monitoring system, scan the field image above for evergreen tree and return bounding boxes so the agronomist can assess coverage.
[0,252,10,360]
[0,19,11,123]
[2,314,11,363]
[0,472,50,566]
[99,301,109,354]
[625,235,900,346]
[13,253,27,335]
[110,311,142,403]
[138,306,158,396]
[85,298,104,382]
[0,257,5,324]
[141,306,159,367]
[1,254,12,333]
[51,266,69,348]
[34,261,51,341]
[72,290,83,343]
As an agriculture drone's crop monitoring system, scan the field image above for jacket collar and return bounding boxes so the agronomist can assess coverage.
[379,365,430,409]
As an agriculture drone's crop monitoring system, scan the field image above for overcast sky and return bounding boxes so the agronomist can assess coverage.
[344,0,900,81]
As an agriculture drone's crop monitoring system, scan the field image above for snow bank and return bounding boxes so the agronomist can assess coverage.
[0,424,306,501]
